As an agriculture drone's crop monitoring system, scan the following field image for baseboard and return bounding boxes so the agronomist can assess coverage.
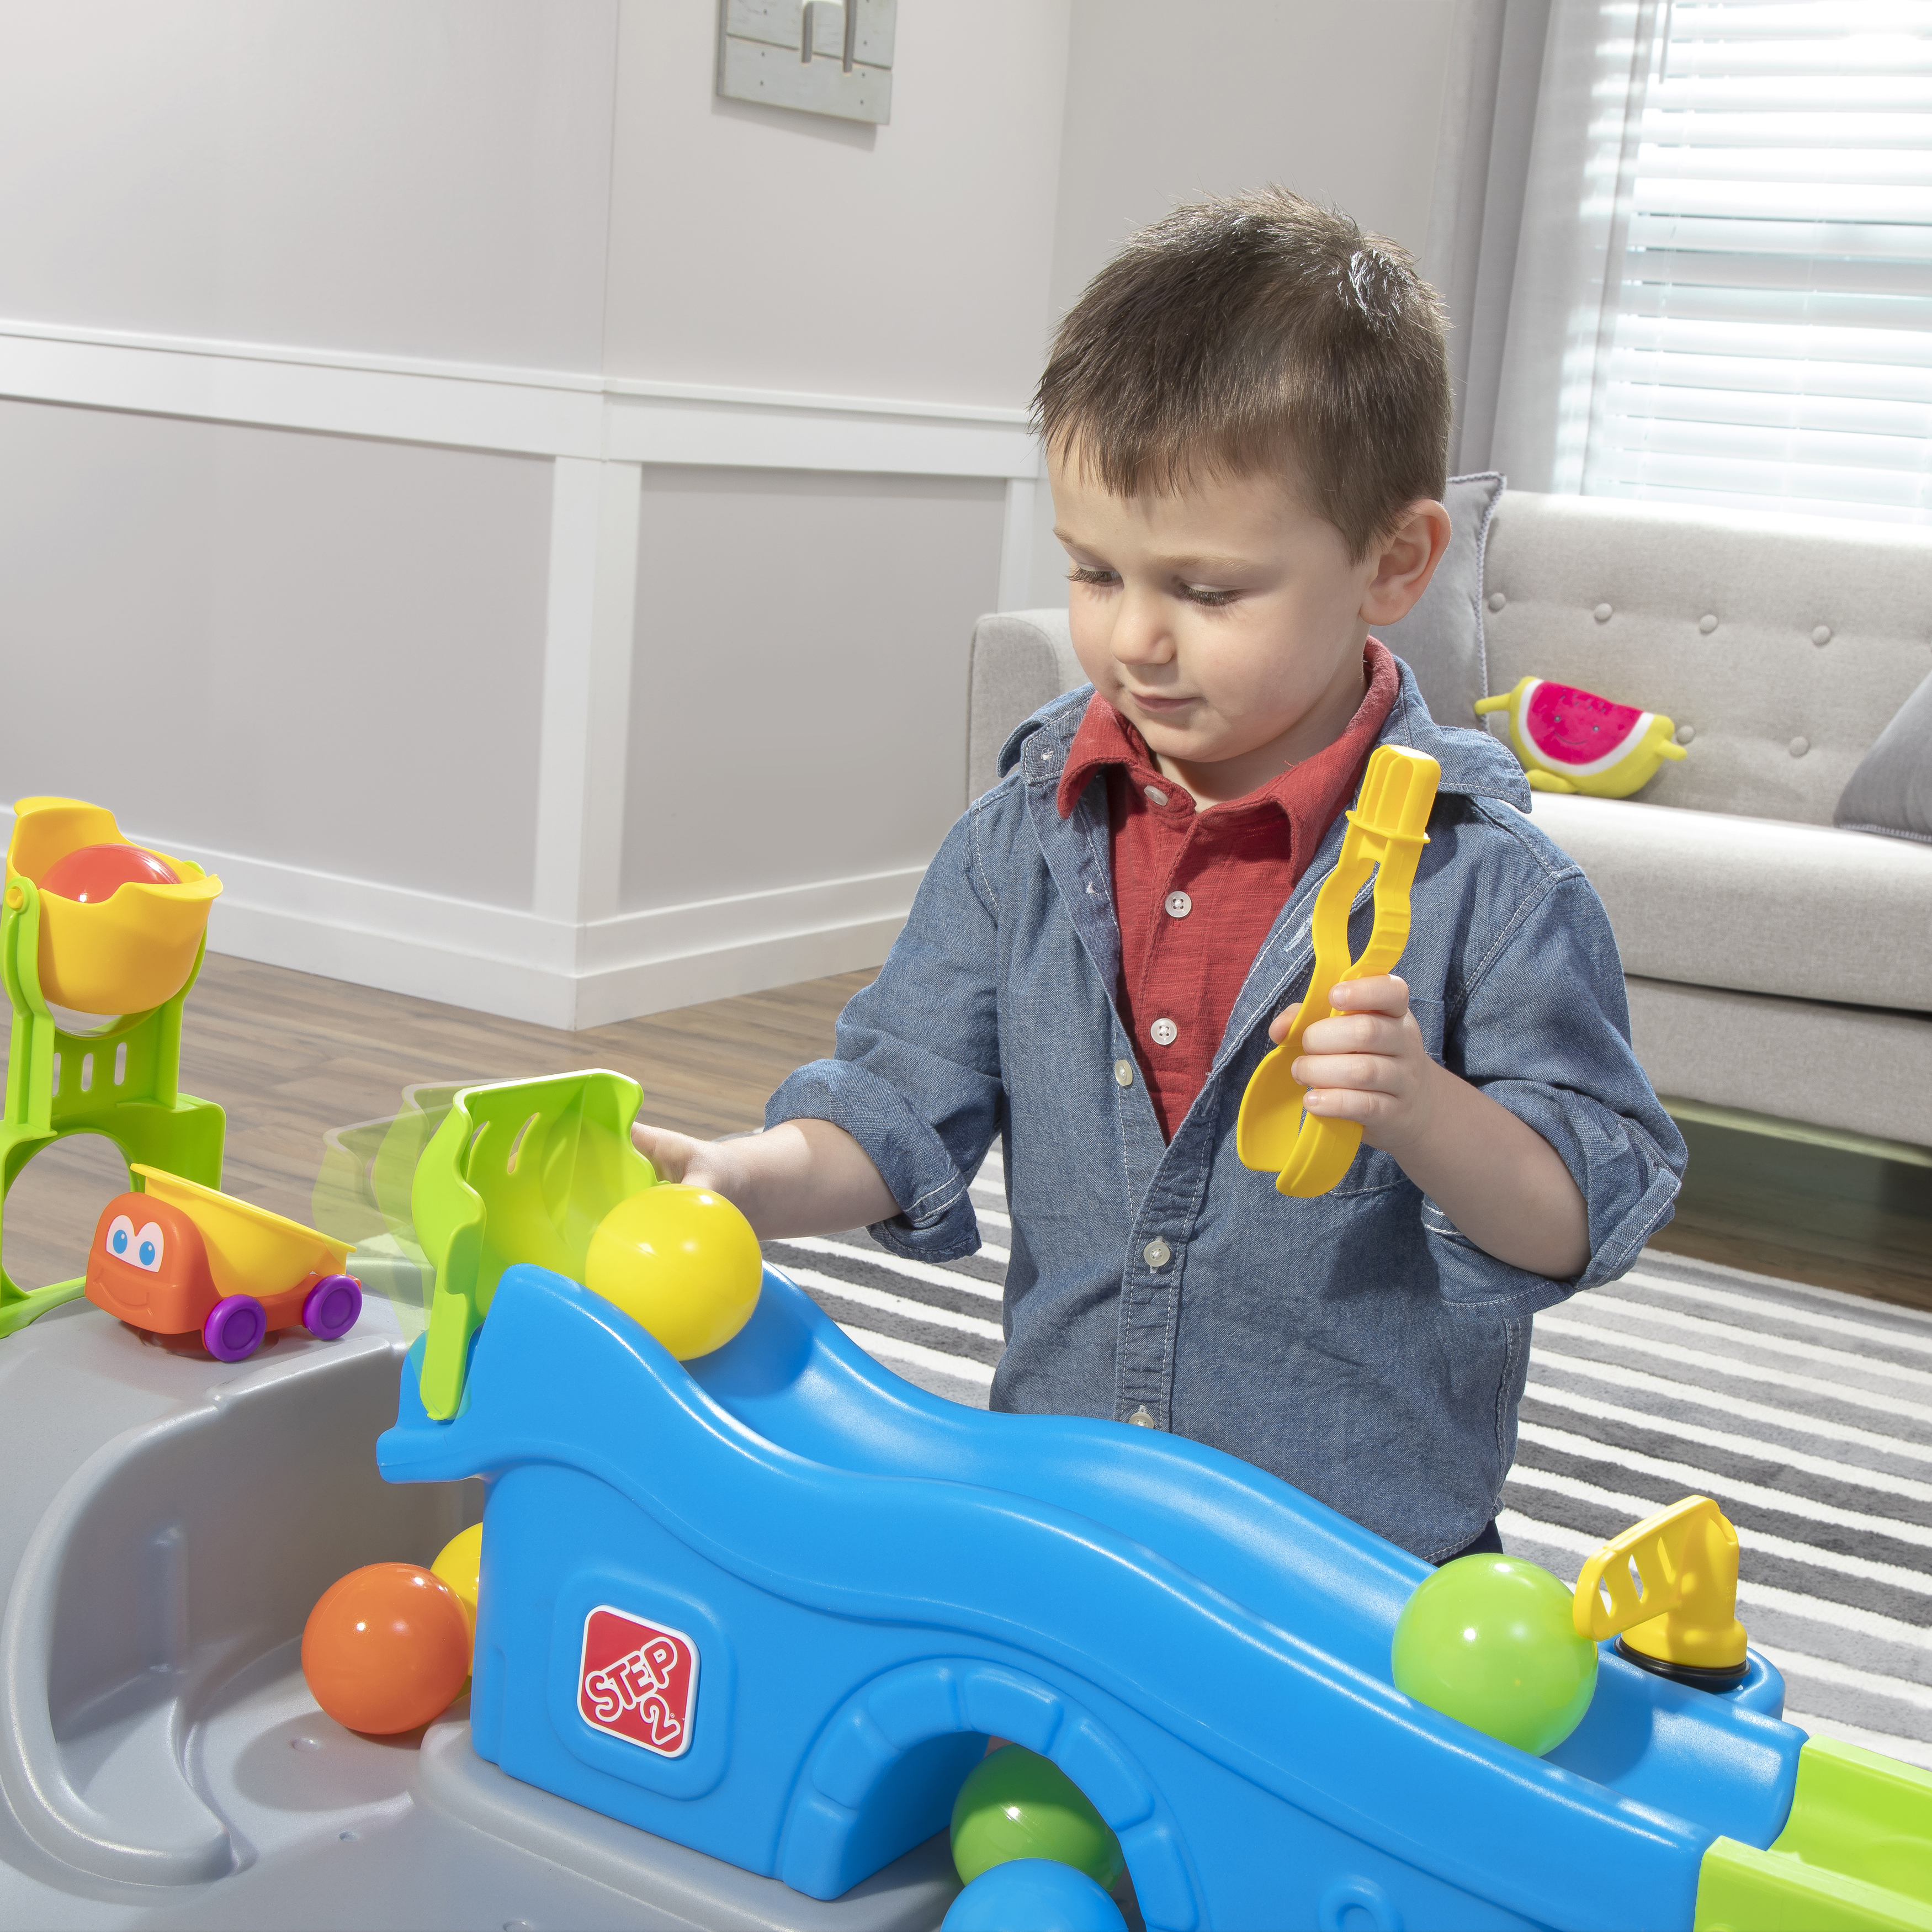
[4,821,913,1032]
[209,898,905,1032]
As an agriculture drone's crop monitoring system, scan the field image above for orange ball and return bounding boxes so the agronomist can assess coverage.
[301,1562,472,1735]
[40,842,179,901]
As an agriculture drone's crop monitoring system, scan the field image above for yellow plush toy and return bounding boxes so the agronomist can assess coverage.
[1474,676,1689,798]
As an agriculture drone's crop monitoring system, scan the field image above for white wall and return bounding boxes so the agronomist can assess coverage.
[0,0,618,370]
[603,0,1069,406]
[0,0,1457,1028]
[1025,0,1458,604]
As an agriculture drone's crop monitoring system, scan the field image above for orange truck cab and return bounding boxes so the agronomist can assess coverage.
[84,1167,362,1361]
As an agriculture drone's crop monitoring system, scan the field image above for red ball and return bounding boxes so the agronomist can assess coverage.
[301,1562,472,1735]
[40,842,180,903]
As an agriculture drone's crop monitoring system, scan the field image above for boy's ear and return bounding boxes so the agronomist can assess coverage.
[1360,500,1452,627]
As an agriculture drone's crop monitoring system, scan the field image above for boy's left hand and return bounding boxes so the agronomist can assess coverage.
[1267,974,1439,1156]
[1266,973,1593,1280]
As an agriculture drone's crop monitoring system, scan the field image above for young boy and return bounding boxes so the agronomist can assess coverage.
[635,189,1685,1565]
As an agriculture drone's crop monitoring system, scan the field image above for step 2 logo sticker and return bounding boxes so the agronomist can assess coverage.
[578,1606,699,1757]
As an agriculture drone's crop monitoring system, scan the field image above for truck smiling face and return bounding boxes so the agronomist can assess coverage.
[84,1193,214,1334]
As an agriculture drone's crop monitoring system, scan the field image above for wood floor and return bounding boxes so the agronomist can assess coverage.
[4,955,1928,1314]
[1647,1114,1932,1315]
[1,953,875,1293]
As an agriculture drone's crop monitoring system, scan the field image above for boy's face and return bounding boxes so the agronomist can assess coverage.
[1049,450,1444,805]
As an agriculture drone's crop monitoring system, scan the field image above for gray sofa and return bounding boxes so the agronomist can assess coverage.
[965,489,1932,1151]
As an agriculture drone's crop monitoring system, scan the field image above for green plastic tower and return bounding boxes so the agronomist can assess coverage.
[0,876,225,1336]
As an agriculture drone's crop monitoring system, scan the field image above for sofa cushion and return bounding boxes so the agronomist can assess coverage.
[1835,665,1932,846]
[1373,471,1505,729]
[1527,790,1932,1014]
[1484,493,1932,827]
[1624,978,1932,1146]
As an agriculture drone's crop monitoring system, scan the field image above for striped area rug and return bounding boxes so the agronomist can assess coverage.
[762,1144,1932,1772]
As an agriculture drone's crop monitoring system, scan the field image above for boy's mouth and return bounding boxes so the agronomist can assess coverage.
[1124,689,1195,713]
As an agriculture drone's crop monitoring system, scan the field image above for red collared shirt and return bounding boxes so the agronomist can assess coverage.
[1054,640,1400,1139]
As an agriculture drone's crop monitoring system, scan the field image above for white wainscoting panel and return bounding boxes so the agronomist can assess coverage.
[0,322,1036,1026]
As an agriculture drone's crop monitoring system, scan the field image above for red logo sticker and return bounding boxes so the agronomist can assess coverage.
[577,1606,699,1758]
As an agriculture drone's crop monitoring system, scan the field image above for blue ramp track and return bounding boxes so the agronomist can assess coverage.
[378,1266,1804,1932]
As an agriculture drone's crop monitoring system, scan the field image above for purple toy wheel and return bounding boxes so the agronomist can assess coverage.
[302,1273,363,1341]
[203,1294,268,1362]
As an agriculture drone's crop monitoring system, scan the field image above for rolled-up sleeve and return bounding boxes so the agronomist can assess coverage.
[766,804,1006,1264]
[1434,868,1687,1307]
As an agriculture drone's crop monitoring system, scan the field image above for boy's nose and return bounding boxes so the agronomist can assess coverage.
[1108,590,1176,667]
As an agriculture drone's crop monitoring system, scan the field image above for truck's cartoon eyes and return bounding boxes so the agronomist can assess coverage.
[105,1213,164,1272]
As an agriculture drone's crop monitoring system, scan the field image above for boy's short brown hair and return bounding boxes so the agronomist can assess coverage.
[1034,187,1450,561]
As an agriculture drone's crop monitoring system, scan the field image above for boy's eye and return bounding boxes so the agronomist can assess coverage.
[1067,564,1117,588]
[1181,584,1239,608]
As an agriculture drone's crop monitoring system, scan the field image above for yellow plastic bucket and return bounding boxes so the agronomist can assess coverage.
[132,1165,350,1301]
[6,798,221,1015]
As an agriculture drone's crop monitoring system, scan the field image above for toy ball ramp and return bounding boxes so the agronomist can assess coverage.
[380,1265,1836,1932]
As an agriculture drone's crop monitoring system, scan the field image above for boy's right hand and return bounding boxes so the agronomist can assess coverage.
[631,1122,743,1198]
[628,1117,898,1242]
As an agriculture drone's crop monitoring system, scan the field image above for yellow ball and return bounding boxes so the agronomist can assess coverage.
[431,1522,484,1633]
[583,1184,763,1361]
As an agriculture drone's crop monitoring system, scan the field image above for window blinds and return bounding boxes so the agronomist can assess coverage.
[1583,0,1932,522]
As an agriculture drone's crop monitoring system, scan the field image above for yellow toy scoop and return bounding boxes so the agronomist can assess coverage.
[1236,744,1440,1198]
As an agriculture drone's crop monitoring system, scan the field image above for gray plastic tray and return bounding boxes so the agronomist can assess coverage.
[0,1295,957,1929]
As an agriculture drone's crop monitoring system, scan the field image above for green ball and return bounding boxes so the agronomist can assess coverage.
[949,1746,1125,1891]
[1390,1555,1599,1756]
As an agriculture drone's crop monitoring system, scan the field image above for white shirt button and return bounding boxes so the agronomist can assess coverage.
[1143,1238,1172,1268]
[1164,890,1192,918]
[1150,1017,1179,1046]
[1114,1058,1134,1087]
[1144,785,1168,805]
[1127,1405,1158,1427]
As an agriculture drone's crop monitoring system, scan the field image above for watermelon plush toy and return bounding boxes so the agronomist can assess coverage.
[1474,676,1689,798]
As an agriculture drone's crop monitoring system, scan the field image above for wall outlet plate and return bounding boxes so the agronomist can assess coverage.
[717,0,895,125]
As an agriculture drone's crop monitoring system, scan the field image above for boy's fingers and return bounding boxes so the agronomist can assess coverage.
[1298,1011,1403,1057]
[630,1122,691,1182]
[1300,1082,1395,1124]
[1292,1052,1402,1096]
[1267,1000,1304,1044]
[1326,974,1409,1017]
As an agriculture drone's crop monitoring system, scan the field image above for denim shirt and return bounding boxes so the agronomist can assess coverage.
[768,662,1686,1561]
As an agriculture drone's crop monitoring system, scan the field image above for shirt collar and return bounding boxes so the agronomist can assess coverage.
[1056,639,1400,821]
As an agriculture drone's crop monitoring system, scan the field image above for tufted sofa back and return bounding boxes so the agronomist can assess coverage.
[968,491,1932,825]
[1483,493,1932,827]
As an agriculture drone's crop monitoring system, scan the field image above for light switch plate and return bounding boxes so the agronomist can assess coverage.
[717,0,895,125]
